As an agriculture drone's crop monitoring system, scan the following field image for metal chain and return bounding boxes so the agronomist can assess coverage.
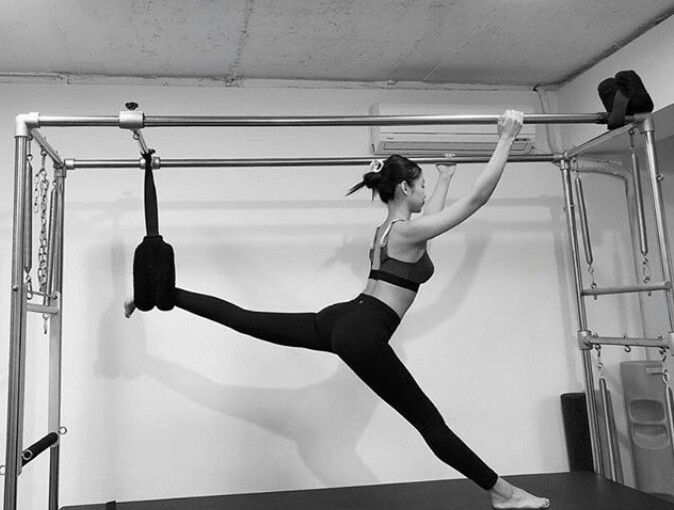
[593,343,604,375]
[34,150,50,293]
[588,265,598,301]
[659,347,670,385]
[641,256,652,296]
[31,149,52,334]
[623,333,632,353]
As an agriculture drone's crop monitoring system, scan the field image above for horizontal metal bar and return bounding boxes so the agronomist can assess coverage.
[65,154,563,170]
[32,113,623,128]
[29,130,64,168]
[26,303,58,316]
[577,330,673,350]
[36,116,118,127]
[582,281,672,297]
[144,113,611,127]
[591,336,672,349]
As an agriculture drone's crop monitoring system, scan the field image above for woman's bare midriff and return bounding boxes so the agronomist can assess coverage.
[361,279,417,319]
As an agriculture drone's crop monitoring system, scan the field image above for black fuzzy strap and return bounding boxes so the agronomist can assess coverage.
[607,88,629,130]
[142,149,159,236]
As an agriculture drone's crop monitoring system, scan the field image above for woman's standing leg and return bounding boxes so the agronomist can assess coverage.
[330,305,550,508]
[330,309,499,491]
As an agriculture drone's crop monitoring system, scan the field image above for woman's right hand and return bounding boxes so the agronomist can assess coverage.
[497,110,524,141]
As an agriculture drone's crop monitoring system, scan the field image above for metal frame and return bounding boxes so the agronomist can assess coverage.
[3,110,672,510]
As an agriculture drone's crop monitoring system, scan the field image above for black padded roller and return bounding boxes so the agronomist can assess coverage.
[21,432,59,467]
[132,150,175,312]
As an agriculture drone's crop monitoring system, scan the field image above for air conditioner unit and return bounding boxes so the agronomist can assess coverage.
[370,103,536,156]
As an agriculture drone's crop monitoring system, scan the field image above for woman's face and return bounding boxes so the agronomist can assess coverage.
[406,172,426,213]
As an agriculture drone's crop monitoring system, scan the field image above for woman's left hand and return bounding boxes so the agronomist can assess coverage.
[436,154,456,177]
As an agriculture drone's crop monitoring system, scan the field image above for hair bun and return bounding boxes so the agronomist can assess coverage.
[362,171,383,189]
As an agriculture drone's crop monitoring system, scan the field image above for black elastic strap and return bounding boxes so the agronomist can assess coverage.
[142,149,159,236]
[369,270,420,292]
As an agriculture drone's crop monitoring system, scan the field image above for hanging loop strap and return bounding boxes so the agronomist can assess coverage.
[142,149,159,237]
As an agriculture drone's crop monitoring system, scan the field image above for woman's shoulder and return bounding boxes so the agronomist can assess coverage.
[388,219,427,250]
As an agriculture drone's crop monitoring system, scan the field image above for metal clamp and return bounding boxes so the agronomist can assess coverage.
[636,113,654,133]
[15,112,40,136]
[119,111,145,130]
[577,330,593,350]
[137,156,161,170]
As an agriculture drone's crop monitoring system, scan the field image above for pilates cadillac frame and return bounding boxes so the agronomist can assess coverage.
[4,110,674,510]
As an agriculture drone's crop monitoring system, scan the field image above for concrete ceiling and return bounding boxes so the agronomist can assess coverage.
[2,0,674,87]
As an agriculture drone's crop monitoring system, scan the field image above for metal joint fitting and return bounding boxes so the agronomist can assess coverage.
[577,330,593,350]
[636,113,654,133]
[15,112,40,137]
[119,111,145,130]
[54,165,67,179]
[137,156,161,170]
[64,159,76,172]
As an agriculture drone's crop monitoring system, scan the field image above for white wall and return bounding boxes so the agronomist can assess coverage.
[0,82,645,509]
[557,14,674,495]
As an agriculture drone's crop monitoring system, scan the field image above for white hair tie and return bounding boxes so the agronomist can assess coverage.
[368,159,384,173]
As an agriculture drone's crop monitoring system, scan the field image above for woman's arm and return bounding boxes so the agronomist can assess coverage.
[467,110,524,203]
[422,162,455,216]
[397,110,523,244]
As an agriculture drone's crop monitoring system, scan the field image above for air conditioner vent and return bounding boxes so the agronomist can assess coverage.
[370,103,536,156]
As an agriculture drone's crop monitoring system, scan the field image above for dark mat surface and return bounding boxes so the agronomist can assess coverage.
[62,471,674,510]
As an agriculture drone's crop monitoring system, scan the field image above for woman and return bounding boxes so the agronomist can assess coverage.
[126,110,549,509]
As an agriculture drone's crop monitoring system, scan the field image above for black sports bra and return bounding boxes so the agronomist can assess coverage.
[368,219,435,292]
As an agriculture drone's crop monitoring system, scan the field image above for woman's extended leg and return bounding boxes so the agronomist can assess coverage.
[173,288,332,352]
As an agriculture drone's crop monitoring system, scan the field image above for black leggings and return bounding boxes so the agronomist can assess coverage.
[174,288,499,491]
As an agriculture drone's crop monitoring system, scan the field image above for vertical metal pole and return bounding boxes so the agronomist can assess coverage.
[622,170,649,334]
[665,385,674,456]
[628,129,649,256]
[4,136,29,510]
[48,166,66,510]
[642,117,674,331]
[599,378,617,480]
[560,159,604,475]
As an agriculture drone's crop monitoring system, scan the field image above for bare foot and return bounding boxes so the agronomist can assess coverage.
[123,298,136,318]
[490,478,549,509]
